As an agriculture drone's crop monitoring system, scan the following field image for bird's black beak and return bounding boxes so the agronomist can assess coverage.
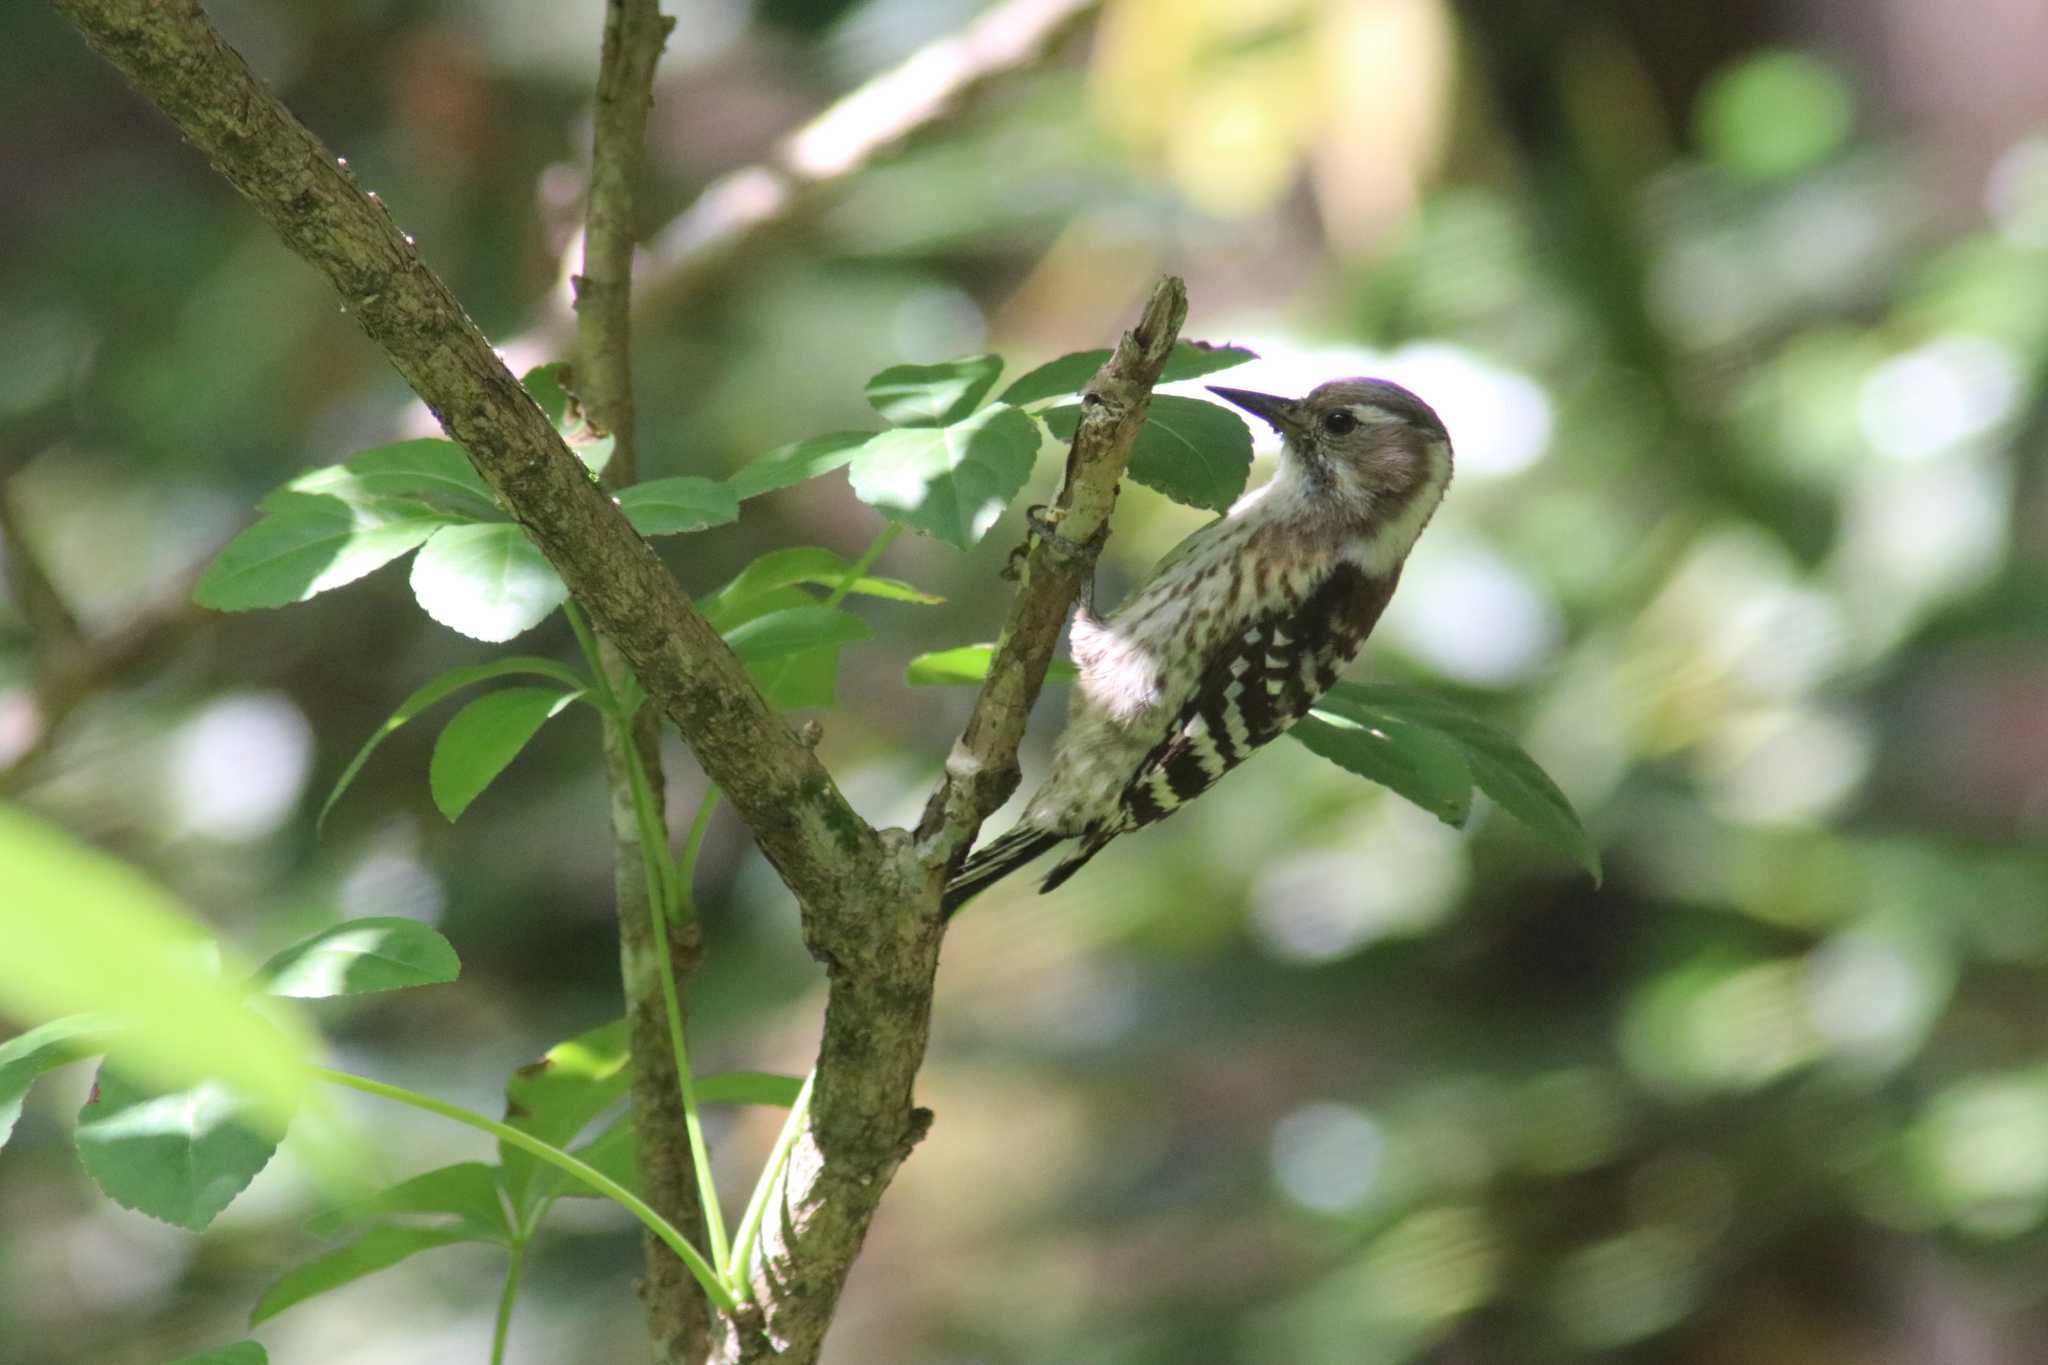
[1207,386,1303,437]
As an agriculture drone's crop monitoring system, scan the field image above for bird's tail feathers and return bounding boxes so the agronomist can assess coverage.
[1037,833,1113,896]
[943,826,1062,918]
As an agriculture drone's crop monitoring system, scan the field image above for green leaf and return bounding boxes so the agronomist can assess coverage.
[317,656,588,830]
[725,430,871,501]
[997,341,1257,406]
[1292,711,1474,828]
[1323,684,1602,880]
[618,476,740,536]
[700,546,942,631]
[0,808,311,1129]
[251,1223,478,1324]
[848,404,1040,549]
[524,363,614,473]
[270,439,497,521]
[75,1068,279,1231]
[253,919,461,999]
[1045,395,1252,513]
[553,1113,637,1198]
[864,354,1003,426]
[722,605,873,666]
[195,493,449,611]
[696,1071,805,1107]
[1159,341,1259,383]
[1,1015,112,1148]
[751,645,845,710]
[304,1160,510,1242]
[905,644,1079,688]
[168,1343,268,1365]
[429,687,584,821]
[410,522,570,642]
[500,1018,631,1213]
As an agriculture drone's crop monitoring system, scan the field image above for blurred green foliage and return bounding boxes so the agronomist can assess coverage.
[6,0,2048,1362]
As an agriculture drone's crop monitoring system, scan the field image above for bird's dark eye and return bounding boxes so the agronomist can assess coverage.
[1322,409,1358,435]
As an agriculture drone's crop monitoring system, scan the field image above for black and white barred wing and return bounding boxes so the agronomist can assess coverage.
[1115,561,1400,833]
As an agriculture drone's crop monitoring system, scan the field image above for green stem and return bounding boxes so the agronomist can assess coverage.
[620,739,733,1281]
[824,520,903,608]
[727,1067,816,1295]
[489,1238,528,1365]
[677,785,721,909]
[314,1066,735,1311]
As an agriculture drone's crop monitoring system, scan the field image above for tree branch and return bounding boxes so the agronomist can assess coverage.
[571,4,712,1361]
[917,278,1189,858]
[49,0,882,907]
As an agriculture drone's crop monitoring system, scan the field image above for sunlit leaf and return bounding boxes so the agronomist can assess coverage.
[848,404,1040,548]
[864,354,1003,426]
[0,808,310,1129]
[1045,394,1252,512]
[75,1068,279,1231]
[429,687,584,821]
[1321,684,1601,880]
[270,439,497,521]
[1292,710,1474,828]
[409,522,570,642]
[251,1224,478,1323]
[722,605,873,666]
[524,363,614,473]
[725,431,871,501]
[499,1018,631,1214]
[195,493,449,611]
[253,919,461,998]
[905,644,1079,687]
[0,1014,112,1149]
[618,476,740,536]
[317,656,588,830]
[304,1160,510,1242]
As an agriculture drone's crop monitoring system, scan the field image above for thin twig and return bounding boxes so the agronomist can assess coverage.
[916,277,1189,860]
[572,4,715,1359]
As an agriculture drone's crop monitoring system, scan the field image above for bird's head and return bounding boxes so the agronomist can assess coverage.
[1208,378,1453,516]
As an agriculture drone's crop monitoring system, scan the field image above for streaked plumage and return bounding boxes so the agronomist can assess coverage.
[944,378,1454,916]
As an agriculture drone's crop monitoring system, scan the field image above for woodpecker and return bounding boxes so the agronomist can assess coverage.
[943,378,1454,916]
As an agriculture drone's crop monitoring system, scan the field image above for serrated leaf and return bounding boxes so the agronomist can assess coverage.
[410,522,570,642]
[75,1069,279,1231]
[253,919,461,999]
[905,644,1080,688]
[700,545,941,631]
[0,809,310,1130]
[864,354,1003,426]
[429,686,584,821]
[168,1343,268,1365]
[271,439,497,521]
[304,1160,510,1242]
[196,493,449,611]
[1292,711,1474,828]
[1,1015,112,1148]
[1045,395,1252,513]
[722,605,873,665]
[318,656,588,831]
[726,430,871,501]
[1324,684,1602,880]
[696,1071,805,1107]
[500,1018,631,1214]
[618,476,740,536]
[848,404,1040,549]
[251,1224,477,1324]
[997,341,1258,406]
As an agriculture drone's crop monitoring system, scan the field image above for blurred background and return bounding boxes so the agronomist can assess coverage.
[5,0,2048,1361]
